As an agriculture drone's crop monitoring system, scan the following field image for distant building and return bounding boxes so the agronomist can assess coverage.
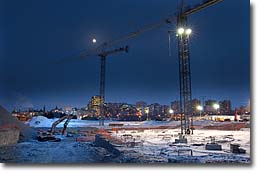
[118,103,138,120]
[204,99,217,113]
[136,101,147,108]
[161,105,170,117]
[235,105,249,115]
[171,101,180,114]
[136,101,147,115]
[106,103,121,118]
[191,99,201,114]
[149,103,161,118]
[88,95,103,116]
[219,100,232,114]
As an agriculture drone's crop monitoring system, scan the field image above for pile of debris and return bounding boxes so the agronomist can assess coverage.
[0,105,36,144]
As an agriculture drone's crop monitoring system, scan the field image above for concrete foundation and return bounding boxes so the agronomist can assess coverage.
[175,138,188,144]
[230,144,246,154]
[94,134,120,156]
[0,128,20,147]
[168,157,200,163]
[205,143,222,150]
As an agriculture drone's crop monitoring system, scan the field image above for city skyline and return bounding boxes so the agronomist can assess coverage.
[0,0,250,112]
[10,95,247,113]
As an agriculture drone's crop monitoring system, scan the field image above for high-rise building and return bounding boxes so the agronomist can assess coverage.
[161,105,170,116]
[106,103,121,118]
[136,101,147,115]
[171,101,180,114]
[204,99,217,113]
[219,100,232,114]
[136,101,147,108]
[88,95,103,116]
[191,99,201,114]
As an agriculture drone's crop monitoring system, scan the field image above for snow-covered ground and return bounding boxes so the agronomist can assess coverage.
[27,116,182,128]
[111,128,251,163]
[27,116,231,128]
[24,116,251,163]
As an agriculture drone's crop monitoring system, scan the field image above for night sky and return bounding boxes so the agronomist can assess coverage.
[0,0,250,111]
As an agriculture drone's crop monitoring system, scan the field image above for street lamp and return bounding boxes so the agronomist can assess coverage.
[169,109,174,114]
[185,28,192,35]
[197,105,203,119]
[213,103,220,114]
[92,38,97,43]
[145,109,149,121]
[177,27,185,35]
[177,27,192,36]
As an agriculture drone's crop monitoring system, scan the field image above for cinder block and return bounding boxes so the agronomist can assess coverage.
[205,143,222,150]
[175,138,188,144]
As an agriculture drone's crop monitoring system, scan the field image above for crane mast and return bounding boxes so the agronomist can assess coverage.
[98,46,129,126]
[175,0,223,136]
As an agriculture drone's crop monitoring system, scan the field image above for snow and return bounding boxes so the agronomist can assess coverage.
[111,128,251,163]
[27,116,52,127]
[25,116,251,163]
[27,116,180,128]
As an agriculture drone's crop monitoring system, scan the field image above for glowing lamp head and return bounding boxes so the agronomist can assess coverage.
[92,38,97,43]
[177,27,185,35]
[185,28,192,35]
[213,103,220,110]
[197,105,203,111]
[169,109,174,114]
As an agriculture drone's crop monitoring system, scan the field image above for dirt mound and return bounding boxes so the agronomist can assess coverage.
[0,105,36,142]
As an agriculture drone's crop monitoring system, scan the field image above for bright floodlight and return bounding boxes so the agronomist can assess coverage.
[145,109,149,114]
[213,103,220,110]
[185,28,192,35]
[177,27,185,35]
[92,38,97,43]
[169,109,174,114]
[197,105,203,111]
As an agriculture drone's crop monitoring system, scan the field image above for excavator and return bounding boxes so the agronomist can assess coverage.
[37,114,75,142]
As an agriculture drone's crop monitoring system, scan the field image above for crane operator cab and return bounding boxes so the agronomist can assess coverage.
[37,114,75,142]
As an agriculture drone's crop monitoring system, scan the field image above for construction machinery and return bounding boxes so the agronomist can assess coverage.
[37,114,75,142]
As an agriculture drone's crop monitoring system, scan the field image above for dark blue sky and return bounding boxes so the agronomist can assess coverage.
[0,0,250,111]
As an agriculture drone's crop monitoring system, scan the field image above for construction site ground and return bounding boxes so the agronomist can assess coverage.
[0,121,251,164]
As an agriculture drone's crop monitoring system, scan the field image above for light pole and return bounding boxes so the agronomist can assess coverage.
[213,103,220,114]
[197,105,203,119]
[145,109,149,121]
[169,109,174,120]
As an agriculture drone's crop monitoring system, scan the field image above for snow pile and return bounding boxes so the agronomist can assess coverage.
[28,116,52,127]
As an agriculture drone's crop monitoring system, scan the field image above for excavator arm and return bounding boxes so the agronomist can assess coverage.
[50,114,74,135]
[37,114,75,142]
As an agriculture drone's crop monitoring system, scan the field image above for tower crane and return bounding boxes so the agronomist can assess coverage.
[66,0,223,128]
[97,46,129,126]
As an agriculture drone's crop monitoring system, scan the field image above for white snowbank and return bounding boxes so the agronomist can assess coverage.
[28,116,52,127]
